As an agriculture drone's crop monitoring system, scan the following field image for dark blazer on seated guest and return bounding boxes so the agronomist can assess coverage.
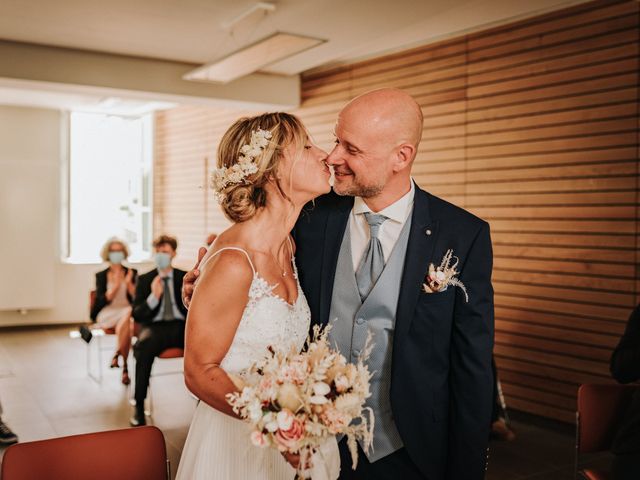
[610,303,640,456]
[90,267,137,321]
[132,268,188,325]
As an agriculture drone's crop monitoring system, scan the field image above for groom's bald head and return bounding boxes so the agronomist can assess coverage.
[328,88,423,200]
[340,88,424,152]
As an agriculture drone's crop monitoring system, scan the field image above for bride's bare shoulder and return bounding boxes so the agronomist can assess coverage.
[199,227,255,281]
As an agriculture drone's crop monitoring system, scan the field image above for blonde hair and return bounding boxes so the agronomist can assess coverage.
[100,238,130,262]
[216,112,307,223]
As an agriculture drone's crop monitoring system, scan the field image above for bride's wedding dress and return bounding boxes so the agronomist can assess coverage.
[176,247,338,479]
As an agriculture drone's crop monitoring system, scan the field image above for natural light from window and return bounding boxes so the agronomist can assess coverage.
[68,112,153,263]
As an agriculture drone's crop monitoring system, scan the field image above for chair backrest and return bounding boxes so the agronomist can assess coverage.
[577,383,638,453]
[89,289,96,314]
[1,426,168,480]
[158,347,185,359]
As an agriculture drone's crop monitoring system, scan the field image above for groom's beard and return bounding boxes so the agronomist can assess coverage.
[333,172,384,198]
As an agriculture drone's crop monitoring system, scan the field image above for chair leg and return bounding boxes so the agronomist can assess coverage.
[98,334,103,382]
[147,377,153,417]
[85,340,91,377]
[575,411,580,479]
[87,333,104,384]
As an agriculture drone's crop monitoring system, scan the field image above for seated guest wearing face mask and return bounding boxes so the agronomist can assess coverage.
[130,235,187,426]
[610,303,640,480]
[79,237,137,386]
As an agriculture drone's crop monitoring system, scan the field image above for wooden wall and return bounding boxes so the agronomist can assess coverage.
[154,0,639,423]
[154,107,251,268]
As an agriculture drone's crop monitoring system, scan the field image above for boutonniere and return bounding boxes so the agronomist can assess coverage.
[423,249,469,302]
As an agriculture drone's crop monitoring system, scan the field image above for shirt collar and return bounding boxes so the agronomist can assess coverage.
[157,268,174,279]
[352,179,415,223]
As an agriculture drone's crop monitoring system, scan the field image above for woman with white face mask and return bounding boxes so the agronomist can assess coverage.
[79,237,137,385]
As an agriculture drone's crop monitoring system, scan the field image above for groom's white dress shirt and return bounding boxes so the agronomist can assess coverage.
[349,180,415,271]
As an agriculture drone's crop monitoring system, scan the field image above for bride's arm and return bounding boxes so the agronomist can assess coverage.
[183,250,253,417]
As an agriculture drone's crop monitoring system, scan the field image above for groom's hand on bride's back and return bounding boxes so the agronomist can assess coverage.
[182,246,207,309]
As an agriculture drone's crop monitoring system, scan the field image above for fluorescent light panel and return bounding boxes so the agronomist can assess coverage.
[184,32,325,84]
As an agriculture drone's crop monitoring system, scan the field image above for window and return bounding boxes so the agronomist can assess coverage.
[68,112,153,263]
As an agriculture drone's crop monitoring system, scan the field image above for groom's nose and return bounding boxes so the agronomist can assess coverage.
[326,145,343,166]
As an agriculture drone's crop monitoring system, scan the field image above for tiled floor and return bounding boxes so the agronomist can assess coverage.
[0,325,196,479]
[487,411,612,479]
[0,326,613,479]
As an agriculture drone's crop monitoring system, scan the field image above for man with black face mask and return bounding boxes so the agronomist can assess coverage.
[130,235,187,427]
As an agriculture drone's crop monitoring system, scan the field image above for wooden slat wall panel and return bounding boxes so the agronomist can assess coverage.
[465,0,637,423]
[153,0,639,422]
[154,107,257,269]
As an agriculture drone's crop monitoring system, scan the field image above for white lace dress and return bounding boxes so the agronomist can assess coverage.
[176,247,312,480]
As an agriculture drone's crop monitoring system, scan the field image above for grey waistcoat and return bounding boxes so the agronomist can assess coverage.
[328,213,412,462]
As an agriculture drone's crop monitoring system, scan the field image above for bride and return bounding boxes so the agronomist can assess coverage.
[176,112,335,479]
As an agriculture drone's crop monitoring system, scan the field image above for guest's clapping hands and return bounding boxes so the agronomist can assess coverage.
[151,275,164,299]
[125,268,136,295]
[106,269,124,301]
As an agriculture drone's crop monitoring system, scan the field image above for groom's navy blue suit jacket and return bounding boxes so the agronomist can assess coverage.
[293,184,494,480]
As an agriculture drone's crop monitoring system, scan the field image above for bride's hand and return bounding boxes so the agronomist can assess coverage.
[282,451,312,470]
[182,246,207,309]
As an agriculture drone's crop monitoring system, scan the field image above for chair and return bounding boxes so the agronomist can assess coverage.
[132,347,185,417]
[575,383,639,480]
[1,426,169,480]
[85,290,118,383]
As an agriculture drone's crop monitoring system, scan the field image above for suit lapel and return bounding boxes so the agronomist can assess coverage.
[172,270,188,316]
[318,196,353,326]
[394,186,438,343]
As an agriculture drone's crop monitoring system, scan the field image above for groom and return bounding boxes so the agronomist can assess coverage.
[184,88,494,479]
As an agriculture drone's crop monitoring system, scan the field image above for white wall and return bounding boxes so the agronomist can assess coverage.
[0,105,157,327]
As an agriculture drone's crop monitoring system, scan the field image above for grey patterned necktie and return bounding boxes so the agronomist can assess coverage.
[355,212,388,301]
[161,277,174,320]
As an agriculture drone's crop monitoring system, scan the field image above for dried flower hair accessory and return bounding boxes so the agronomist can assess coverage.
[423,249,469,302]
[211,128,273,196]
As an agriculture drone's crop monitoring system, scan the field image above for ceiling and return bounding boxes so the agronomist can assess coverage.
[0,0,587,110]
[0,0,587,75]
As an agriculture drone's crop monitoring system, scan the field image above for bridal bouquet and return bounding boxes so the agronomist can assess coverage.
[226,325,374,478]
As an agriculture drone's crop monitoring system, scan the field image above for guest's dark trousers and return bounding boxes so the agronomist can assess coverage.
[338,437,425,480]
[613,452,640,480]
[491,356,502,423]
[133,320,185,406]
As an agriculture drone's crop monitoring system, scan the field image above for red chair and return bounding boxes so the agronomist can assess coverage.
[85,290,118,383]
[575,383,639,480]
[133,347,185,417]
[1,426,169,480]
[158,347,185,360]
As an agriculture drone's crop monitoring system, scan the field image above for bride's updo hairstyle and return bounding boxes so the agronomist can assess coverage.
[215,112,307,223]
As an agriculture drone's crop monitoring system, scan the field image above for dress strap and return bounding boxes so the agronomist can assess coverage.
[286,235,294,262]
[203,247,257,277]
[286,235,300,279]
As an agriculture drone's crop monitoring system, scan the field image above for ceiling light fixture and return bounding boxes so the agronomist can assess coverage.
[183,32,326,84]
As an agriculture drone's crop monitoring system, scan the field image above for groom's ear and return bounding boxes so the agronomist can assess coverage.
[392,143,416,172]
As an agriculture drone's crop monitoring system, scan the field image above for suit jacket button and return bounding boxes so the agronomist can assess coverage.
[356,318,365,325]
[426,229,432,236]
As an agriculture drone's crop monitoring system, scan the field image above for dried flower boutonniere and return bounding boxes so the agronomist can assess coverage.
[423,249,469,302]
